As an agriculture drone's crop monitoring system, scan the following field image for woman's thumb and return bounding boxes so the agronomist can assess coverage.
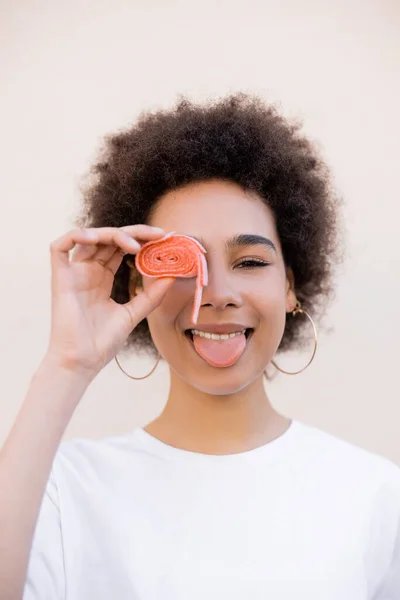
[122,277,176,329]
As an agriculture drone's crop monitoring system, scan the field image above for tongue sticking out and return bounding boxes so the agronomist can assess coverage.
[193,333,247,367]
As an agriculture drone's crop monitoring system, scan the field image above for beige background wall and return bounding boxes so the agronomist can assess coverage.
[1,0,399,464]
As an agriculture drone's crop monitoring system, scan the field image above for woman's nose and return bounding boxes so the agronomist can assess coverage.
[200,265,243,310]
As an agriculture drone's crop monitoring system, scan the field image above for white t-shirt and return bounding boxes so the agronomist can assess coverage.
[24,419,400,600]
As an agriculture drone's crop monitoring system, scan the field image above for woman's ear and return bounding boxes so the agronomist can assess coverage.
[285,267,297,312]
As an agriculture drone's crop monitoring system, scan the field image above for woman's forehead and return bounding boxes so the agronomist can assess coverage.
[150,180,277,237]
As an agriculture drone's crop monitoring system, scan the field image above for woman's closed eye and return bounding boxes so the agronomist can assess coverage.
[234,258,271,269]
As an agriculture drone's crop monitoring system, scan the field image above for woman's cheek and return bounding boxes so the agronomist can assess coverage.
[250,275,285,313]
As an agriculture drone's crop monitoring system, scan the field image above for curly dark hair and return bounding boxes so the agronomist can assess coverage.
[76,93,343,359]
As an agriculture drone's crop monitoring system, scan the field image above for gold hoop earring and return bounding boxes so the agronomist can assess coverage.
[115,352,161,380]
[268,301,318,376]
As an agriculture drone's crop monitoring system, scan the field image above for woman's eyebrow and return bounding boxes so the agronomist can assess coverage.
[189,233,277,254]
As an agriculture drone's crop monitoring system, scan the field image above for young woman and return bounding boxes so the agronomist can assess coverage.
[1,94,399,600]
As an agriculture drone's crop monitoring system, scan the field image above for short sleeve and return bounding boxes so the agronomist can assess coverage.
[372,516,400,600]
[23,465,65,600]
[367,465,400,599]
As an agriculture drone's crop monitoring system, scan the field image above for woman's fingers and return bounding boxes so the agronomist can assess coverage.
[50,225,166,268]
[70,242,99,262]
[105,249,128,277]
[71,229,140,263]
[50,229,99,268]
[92,223,165,264]
[119,224,165,237]
[89,225,167,266]
[121,276,176,330]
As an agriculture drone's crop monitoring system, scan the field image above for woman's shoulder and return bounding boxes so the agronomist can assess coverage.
[58,429,140,454]
[50,428,146,483]
[293,419,400,491]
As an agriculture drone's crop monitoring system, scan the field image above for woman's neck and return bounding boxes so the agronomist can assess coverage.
[144,372,291,455]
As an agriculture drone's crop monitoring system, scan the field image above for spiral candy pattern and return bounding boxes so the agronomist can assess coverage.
[135,232,208,324]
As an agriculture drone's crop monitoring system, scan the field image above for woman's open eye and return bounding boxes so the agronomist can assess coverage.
[235,258,270,269]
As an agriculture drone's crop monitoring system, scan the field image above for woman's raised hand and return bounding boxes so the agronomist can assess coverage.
[46,225,175,378]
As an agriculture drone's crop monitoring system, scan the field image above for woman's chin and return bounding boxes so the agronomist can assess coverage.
[180,359,266,395]
[188,371,264,395]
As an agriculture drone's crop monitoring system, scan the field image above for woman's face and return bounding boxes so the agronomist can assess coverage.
[134,179,296,394]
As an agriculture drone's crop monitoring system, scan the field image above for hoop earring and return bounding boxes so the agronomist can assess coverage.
[115,352,161,380]
[268,301,318,376]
